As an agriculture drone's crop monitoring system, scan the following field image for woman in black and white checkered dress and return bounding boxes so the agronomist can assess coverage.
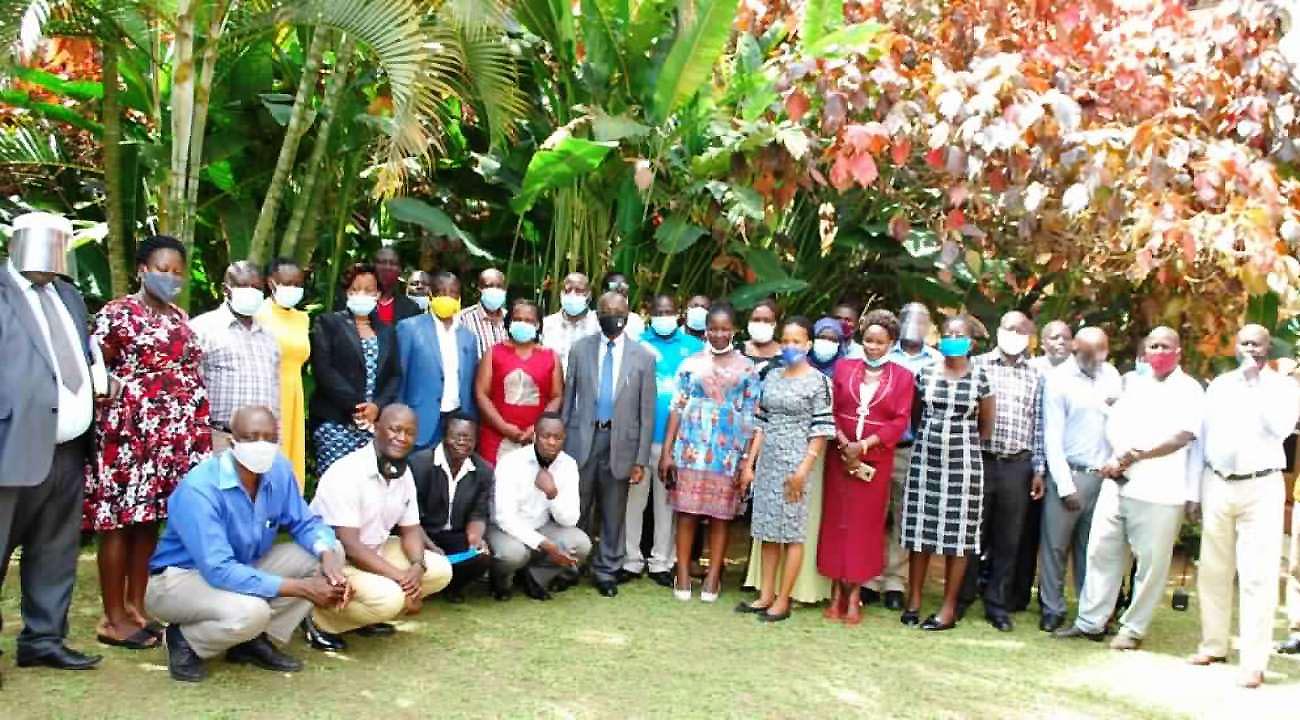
[899,315,994,631]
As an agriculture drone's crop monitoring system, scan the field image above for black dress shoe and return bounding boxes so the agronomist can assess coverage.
[883,591,905,611]
[734,601,768,614]
[164,625,206,683]
[518,570,552,601]
[492,587,513,602]
[1277,636,1300,654]
[15,644,103,671]
[1039,613,1066,633]
[596,581,619,598]
[988,615,1014,632]
[615,569,641,584]
[354,622,396,637]
[647,571,674,588]
[302,618,347,652]
[920,614,957,632]
[1053,625,1106,642]
[860,588,882,605]
[226,634,303,673]
[548,575,578,593]
[758,609,791,623]
[900,610,921,627]
[444,588,467,604]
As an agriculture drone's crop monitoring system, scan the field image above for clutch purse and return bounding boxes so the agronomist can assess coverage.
[847,460,876,482]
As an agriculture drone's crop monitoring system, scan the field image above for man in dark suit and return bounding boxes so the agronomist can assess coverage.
[409,413,493,603]
[0,212,103,673]
[562,291,657,598]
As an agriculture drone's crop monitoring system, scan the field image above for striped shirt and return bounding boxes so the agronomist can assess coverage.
[973,350,1045,475]
[459,302,507,358]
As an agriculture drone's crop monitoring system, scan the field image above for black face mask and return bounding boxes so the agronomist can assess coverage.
[598,313,627,338]
[377,455,408,479]
[534,445,555,469]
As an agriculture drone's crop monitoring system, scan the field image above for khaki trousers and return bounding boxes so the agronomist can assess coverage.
[145,543,320,659]
[1197,472,1285,674]
[312,538,452,634]
[1074,481,1183,639]
[624,443,676,574]
[865,445,911,593]
[1284,501,1300,635]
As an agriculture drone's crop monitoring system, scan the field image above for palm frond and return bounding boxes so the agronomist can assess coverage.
[0,0,49,63]
[431,1,528,151]
[0,123,98,173]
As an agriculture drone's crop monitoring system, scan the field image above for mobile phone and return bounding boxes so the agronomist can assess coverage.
[663,467,677,489]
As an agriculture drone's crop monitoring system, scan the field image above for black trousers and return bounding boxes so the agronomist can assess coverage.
[960,452,1032,620]
[0,439,86,653]
[427,528,491,593]
[1011,496,1043,611]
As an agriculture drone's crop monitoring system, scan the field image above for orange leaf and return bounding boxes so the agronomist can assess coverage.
[849,152,879,187]
[946,208,966,230]
[786,90,810,123]
[925,148,944,169]
[890,137,911,166]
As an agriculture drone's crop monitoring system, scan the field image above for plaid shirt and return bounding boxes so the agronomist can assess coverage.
[459,302,508,358]
[974,350,1045,474]
[189,303,280,427]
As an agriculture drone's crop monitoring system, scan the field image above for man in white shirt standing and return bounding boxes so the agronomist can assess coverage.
[1056,327,1203,651]
[542,272,599,377]
[487,412,592,601]
[1189,324,1300,688]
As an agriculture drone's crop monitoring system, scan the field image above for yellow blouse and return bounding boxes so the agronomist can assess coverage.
[256,302,311,487]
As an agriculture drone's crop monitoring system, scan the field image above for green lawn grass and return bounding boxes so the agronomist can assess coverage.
[3,546,1298,719]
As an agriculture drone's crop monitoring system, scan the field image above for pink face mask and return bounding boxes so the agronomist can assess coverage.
[1145,350,1179,376]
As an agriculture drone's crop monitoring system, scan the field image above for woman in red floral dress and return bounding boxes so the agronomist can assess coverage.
[84,236,210,649]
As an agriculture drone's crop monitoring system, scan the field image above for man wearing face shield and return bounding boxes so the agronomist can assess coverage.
[190,261,281,451]
[1037,327,1122,632]
[864,303,942,610]
[0,212,104,672]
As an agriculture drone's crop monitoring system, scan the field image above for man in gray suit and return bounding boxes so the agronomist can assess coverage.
[563,291,657,597]
[0,212,103,673]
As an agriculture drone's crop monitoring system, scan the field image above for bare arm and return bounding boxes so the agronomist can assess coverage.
[546,358,565,412]
[474,352,512,434]
[977,395,995,441]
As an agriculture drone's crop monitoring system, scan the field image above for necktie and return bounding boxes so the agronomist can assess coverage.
[596,340,615,423]
[36,285,83,392]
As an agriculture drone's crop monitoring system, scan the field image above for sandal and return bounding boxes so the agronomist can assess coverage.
[97,627,161,650]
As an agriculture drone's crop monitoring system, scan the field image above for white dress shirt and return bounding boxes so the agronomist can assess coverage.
[625,312,645,342]
[542,310,600,376]
[433,443,475,530]
[1043,357,1123,496]
[1105,367,1205,505]
[492,444,580,549]
[7,261,93,443]
[311,442,420,549]
[434,315,461,412]
[1202,367,1300,477]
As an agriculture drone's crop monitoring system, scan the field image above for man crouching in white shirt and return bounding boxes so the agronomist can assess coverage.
[1189,324,1300,689]
[487,411,592,601]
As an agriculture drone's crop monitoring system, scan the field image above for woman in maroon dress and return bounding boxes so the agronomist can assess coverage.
[84,236,210,649]
[818,309,913,624]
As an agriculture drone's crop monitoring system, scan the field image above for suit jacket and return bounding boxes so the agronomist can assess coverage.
[0,270,91,486]
[562,332,657,479]
[396,314,479,449]
[308,310,401,427]
[409,448,493,536]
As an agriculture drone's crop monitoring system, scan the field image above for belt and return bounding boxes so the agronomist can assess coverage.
[985,450,1030,462]
[209,422,232,434]
[1213,468,1280,482]
[594,420,612,431]
[896,441,914,449]
[1069,463,1103,474]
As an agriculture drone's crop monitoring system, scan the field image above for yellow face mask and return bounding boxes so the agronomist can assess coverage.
[430,295,461,319]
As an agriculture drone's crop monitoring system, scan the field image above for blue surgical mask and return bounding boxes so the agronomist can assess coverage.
[685,306,708,331]
[780,346,807,365]
[938,336,973,357]
[480,287,507,312]
[650,315,678,337]
[864,355,889,368]
[509,321,537,344]
[812,339,840,363]
[561,292,588,316]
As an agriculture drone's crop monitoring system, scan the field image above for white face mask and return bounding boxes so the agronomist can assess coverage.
[997,327,1030,356]
[347,293,378,317]
[747,321,775,344]
[231,440,278,474]
[272,285,304,309]
[228,286,265,317]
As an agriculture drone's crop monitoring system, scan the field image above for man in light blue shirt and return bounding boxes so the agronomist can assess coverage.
[623,294,703,587]
[865,302,941,609]
[147,406,350,683]
[1037,327,1122,631]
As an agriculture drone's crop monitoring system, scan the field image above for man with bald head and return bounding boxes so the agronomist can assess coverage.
[190,261,280,451]
[1037,326,1122,632]
[309,404,453,642]
[460,267,510,356]
[543,271,600,376]
[148,405,349,682]
[1189,325,1300,688]
[1057,326,1203,650]
[962,310,1046,631]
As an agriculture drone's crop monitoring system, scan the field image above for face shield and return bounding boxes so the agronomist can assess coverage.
[9,212,75,279]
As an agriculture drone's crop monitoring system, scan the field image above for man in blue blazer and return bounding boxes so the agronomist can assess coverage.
[397,271,479,450]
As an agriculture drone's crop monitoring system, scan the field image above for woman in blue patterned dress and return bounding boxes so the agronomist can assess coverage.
[308,264,401,474]
[660,304,760,603]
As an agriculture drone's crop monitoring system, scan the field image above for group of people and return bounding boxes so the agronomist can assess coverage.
[2,211,1300,690]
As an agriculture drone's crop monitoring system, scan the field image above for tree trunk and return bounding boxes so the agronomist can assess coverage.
[181,0,229,254]
[248,28,329,264]
[280,35,356,261]
[101,37,131,298]
[165,0,196,240]
[323,150,362,309]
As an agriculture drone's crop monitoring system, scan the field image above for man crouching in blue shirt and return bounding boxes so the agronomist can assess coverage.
[147,405,350,682]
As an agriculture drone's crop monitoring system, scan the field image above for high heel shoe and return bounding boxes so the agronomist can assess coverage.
[700,578,721,603]
[900,609,921,627]
[672,580,692,602]
[920,613,957,632]
[843,595,863,626]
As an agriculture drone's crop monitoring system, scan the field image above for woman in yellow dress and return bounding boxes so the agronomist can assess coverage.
[256,258,311,486]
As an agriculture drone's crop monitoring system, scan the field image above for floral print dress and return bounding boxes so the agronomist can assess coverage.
[84,296,210,531]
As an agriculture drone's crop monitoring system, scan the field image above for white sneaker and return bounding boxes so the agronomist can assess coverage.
[673,581,692,602]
